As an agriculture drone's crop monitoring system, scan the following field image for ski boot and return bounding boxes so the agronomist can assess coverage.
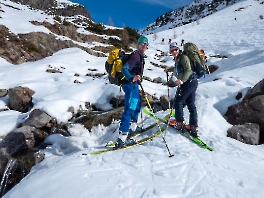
[185,125,199,138]
[169,119,185,132]
[128,126,143,139]
[115,132,137,148]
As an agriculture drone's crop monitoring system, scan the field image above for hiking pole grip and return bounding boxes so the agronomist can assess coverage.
[138,81,145,96]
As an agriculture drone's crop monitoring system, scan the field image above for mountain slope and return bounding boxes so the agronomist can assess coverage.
[140,0,243,34]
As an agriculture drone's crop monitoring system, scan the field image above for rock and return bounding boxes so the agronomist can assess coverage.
[153,77,162,83]
[1,126,43,156]
[207,65,219,73]
[0,25,106,65]
[15,149,45,174]
[0,148,9,184]
[46,69,62,73]
[110,96,125,108]
[0,149,44,197]
[8,86,35,113]
[235,92,243,100]
[244,78,264,100]
[23,109,52,128]
[0,89,8,97]
[9,0,91,18]
[227,123,260,145]
[225,79,264,143]
[50,127,71,137]
[160,95,170,110]
[167,79,177,87]
[74,107,124,130]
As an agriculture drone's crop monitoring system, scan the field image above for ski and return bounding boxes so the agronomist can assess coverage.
[90,125,167,155]
[105,114,170,148]
[143,109,173,124]
[143,109,213,151]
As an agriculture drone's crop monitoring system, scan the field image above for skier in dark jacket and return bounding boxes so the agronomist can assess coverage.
[165,42,199,137]
[116,35,149,147]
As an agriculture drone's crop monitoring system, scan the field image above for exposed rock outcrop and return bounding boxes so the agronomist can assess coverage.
[225,79,264,144]
[0,25,106,65]
[227,123,260,145]
[9,0,91,18]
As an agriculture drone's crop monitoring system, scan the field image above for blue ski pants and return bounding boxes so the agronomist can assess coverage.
[119,82,141,132]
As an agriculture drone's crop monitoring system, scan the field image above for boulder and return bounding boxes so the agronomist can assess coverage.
[243,78,264,100]
[0,89,8,97]
[0,149,44,196]
[160,95,170,110]
[227,123,260,145]
[1,126,43,156]
[23,109,52,128]
[225,79,264,143]
[8,86,35,113]
[74,107,124,130]
[0,149,9,183]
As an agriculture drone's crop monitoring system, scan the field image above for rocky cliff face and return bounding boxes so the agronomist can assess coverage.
[9,0,91,18]
[0,21,108,65]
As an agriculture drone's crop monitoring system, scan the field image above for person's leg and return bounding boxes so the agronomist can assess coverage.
[185,79,198,137]
[119,84,134,133]
[130,83,141,122]
[185,80,198,126]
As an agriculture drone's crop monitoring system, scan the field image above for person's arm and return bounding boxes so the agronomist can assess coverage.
[177,55,193,83]
[121,53,141,81]
[165,66,175,73]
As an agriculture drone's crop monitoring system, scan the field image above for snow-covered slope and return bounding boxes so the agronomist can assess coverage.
[1,0,264,197]
[140,0,242,34]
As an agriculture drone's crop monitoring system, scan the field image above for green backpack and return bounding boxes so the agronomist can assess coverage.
[183,42,207,78]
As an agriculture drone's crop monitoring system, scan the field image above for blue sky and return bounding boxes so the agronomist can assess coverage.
[71,0,193,30]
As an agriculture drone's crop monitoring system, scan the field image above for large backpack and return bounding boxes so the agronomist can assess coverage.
[183,42,207,78]
[105,49,132,86]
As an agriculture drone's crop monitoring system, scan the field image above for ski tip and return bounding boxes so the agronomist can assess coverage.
[169,154,174,157]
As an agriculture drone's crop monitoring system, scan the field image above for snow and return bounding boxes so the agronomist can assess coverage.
[1,0,264,197]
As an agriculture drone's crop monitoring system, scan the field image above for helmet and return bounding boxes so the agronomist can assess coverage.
[170,42,179,49]
[137,36,149,45]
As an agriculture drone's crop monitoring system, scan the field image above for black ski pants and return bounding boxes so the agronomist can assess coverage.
[174,79,198,126]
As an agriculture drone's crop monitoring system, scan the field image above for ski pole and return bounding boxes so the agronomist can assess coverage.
[166,72,174,119]
[138,83,152,111]
[166,72,170,110]
[139,90,144,129]
[162,72,175,158]
[164,72,173,132]
[138,82,174,157]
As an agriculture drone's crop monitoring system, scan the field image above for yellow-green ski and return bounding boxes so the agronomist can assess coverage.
[90,125,167,155]
[105,114,170,148]
[143,109,213,151]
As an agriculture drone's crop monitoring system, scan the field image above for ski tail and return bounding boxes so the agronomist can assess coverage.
[105,113,170,148]
[91,125,168,155]
[143,108,213,151]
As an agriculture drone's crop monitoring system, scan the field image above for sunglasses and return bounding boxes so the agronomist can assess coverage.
[140,42,149,47]
[170,48,179,53]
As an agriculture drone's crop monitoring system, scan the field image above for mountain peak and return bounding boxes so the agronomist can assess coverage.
[140,0,241,34]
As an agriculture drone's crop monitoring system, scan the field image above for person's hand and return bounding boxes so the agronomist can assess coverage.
[176,79,183,86]
[132,75,141,82]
